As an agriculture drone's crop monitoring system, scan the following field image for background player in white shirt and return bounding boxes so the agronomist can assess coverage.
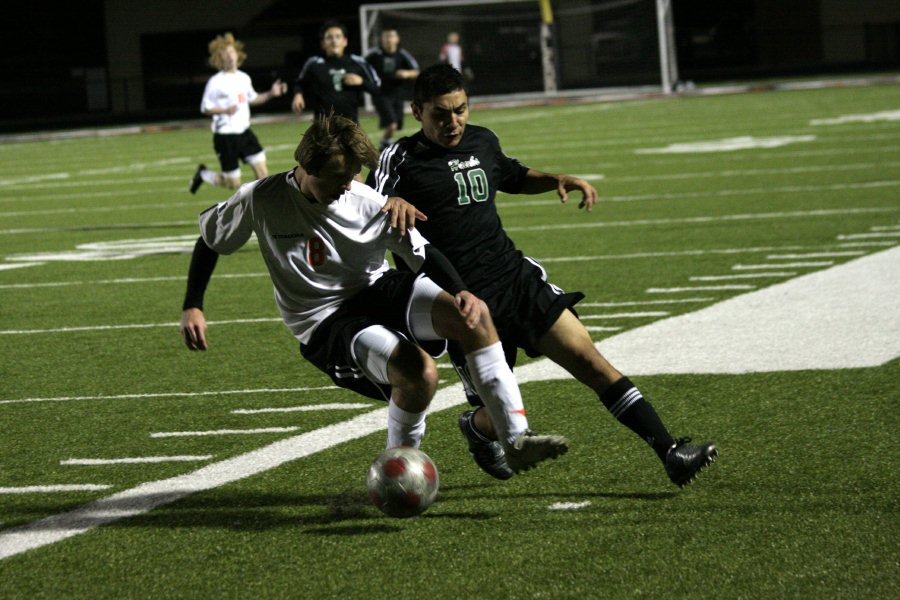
[191,33,287,194]
[180,114,567,471]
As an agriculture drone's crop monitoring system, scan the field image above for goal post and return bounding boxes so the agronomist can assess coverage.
[359,0,680,101]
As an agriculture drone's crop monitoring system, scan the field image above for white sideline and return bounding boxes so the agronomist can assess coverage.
[1,246,898,560]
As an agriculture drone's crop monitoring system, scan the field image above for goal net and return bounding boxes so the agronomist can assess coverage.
[359,0,678,99]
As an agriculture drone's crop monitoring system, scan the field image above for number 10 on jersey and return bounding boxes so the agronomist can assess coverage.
[453,168,488,205]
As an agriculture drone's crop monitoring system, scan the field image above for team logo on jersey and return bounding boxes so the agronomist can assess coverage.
[329,69,346,91]
[447,156,480,172]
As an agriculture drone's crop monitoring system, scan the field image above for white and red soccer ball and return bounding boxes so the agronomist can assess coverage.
[367,447,439,518]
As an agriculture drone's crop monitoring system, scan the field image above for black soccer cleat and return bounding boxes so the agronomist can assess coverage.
[190,163,205,194]
[458,409,513,480]
[665,437,718,488]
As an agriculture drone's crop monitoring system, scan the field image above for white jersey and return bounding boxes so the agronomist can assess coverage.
[198,171,429,343]
[200,70,258,134]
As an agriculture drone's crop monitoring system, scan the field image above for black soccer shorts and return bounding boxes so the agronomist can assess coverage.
[373,92,405,130]
[213,129,264,172]
[300,270,444,401]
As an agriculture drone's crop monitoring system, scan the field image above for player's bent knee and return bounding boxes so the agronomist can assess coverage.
[389,343,438,401]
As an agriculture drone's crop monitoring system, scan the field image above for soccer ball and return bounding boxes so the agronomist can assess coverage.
[367,447,439,518]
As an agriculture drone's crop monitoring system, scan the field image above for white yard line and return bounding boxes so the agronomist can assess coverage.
[647,285,756,293]
[584,326,623,332]
[837,232,900,240]
[690,272,795,281]
[837,241,897,247]
[231,403,374,415]
[580,312,669,319]
[0,262,44,271]
[732,261,832,270]
[0,485,112,495]
[0,317,281,336]
[61,456,213,466]
[766,251,865,259]
[504,207,897,233]
[0,386,338,406]
[579,298,714,307]
[0,272,266,290]
[150,427,300,438]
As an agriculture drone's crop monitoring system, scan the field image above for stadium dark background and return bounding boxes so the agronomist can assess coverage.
[3,0,898,133]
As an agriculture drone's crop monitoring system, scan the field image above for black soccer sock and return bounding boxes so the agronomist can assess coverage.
[600,377,675,462]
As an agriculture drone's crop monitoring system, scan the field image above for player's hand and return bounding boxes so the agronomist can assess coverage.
[557,175,597,212]
[226,105,238,115]
[343,73,364,86]
[383,196,427,237]
[270,79,287,97]
[454,291,486,330]
[291,93,305,114]
[180,308,208,351]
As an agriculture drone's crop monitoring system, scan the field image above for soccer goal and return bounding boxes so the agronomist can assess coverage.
[359,0,679,99]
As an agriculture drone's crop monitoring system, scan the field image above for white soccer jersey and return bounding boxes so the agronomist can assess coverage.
[199,171,429,343]
[200,70,258,134]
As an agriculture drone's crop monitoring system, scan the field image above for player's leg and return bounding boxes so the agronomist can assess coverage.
[407,277,568,473]
[353,325,436,449]
[535,310,718,486]
[191,133,241,193]
[242,130,269,180]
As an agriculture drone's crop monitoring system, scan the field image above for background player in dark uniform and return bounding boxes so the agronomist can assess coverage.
[365,28,420,151]
[369,64,718,487]
[292,21,381,123]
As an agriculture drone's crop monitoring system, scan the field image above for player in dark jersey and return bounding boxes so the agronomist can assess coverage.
[292,21,381,123]
[365,28,420,151]
[369,64,718,487]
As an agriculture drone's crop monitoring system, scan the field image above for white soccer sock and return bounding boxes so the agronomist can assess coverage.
[465,342,529,446]
[200,168,218,185]
[386,399,426,449]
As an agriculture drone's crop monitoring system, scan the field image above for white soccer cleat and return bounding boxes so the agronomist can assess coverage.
[502,430,569,474]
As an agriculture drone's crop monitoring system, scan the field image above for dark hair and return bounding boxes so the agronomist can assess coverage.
[319,20,348,41]
[413,64,465,107]
[294,113,379,175]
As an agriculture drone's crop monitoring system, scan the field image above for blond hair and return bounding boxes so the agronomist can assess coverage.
[208,33,246,70]
[294,114,379,176]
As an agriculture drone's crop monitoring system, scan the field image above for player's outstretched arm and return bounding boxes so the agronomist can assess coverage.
[382,196,427,237]
[519,169,598,212]
[180,236,220,351]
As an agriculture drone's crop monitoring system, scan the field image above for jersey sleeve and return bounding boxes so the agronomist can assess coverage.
[200,76,218,114]
[351,54,381,94]
[368,141,405,196]
[244,72,258,103]
[491,130,530,194]
[399,48,420,71]
[198,184,255,255]
[385,226,429,272]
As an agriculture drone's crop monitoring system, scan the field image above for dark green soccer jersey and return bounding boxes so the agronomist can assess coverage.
[368,125,530,291]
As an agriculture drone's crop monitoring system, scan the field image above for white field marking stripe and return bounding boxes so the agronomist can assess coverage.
[584,326,623,332]
[0,272,267,290]
[0,200,205,218]
[766,251,865,259]
[0,262,44,271]
[838,241,897,247]
[150,427,300,438]
[871,225,900,231]
[504,207,898,233]
[496,180,900,207]
[838,232,900,239]
[0,158,191,186]
[609,160,900,182]
[0,317,281,336]
[61,456,214,466]
[0,386,338,406]
[579,298,714,307]
[0,188,185,205]
[5,239,897,558]
[733,262,833,270]
[231,403,373,415]
[647,285,756,292]
[0,485,112,495]
[8,175,186,191]
[691,273,795,281]
[549,501,592,511]
[580,312,669,319]
[0,220,196,236]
